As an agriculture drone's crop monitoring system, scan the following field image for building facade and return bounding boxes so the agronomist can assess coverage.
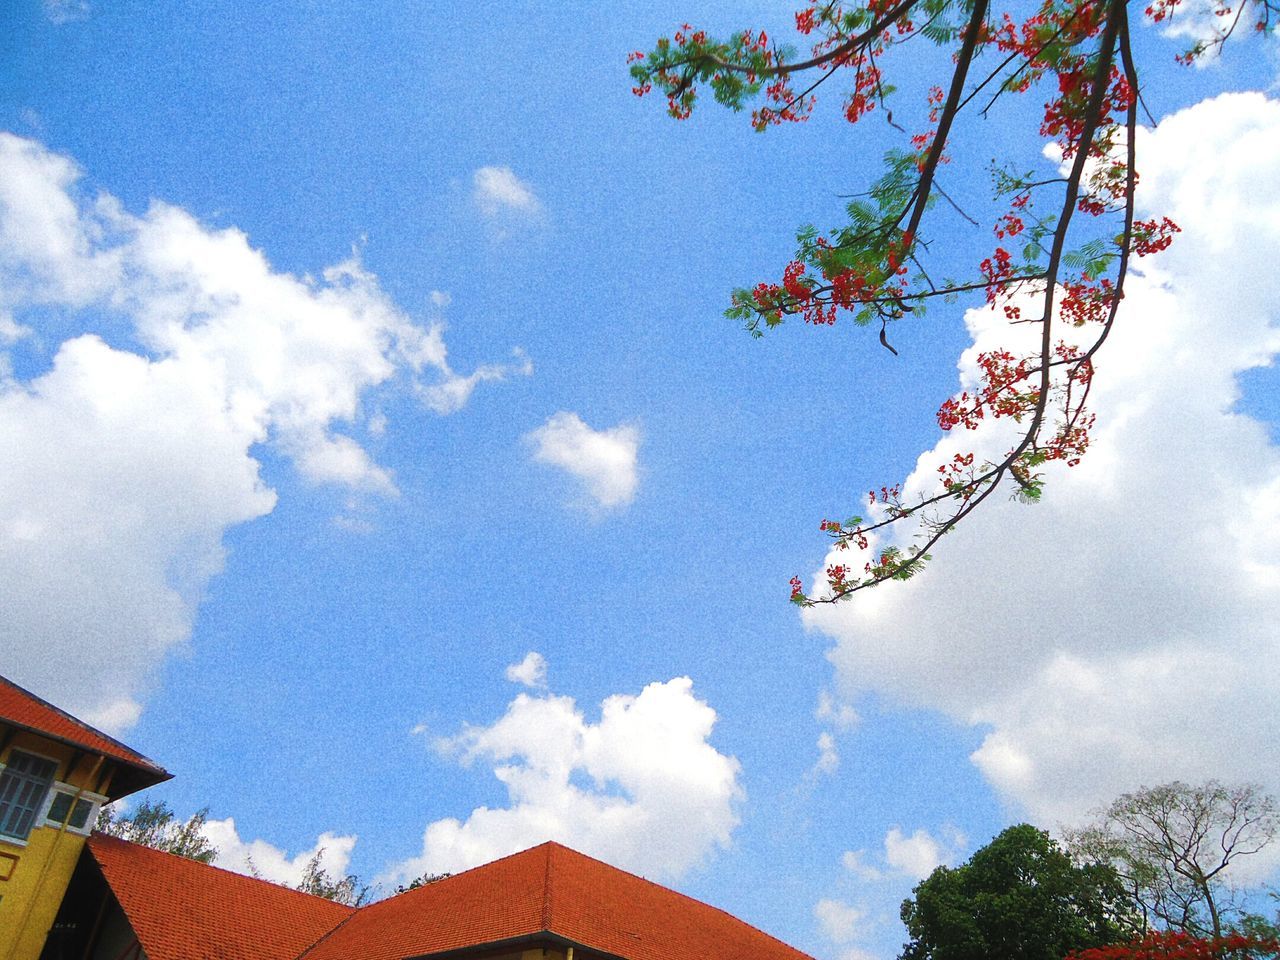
[0,677,169,960]
[1,675,814,960]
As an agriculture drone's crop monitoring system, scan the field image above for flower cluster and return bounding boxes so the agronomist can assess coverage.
[979,248,1016,303]
[1145,0,1182,22]
[995,213,1025,239]
[632,0,1269,601]
[938,451,978,494]
[1133,217,1182,256]
[826,564,852,592]
[1060,276,1116,326]
[936,349,1039,431]
[1067,931,1280,960]
[753,74,816,130]
[821,517,869,550]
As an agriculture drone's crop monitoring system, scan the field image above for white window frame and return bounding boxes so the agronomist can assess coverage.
[40,782,106,836]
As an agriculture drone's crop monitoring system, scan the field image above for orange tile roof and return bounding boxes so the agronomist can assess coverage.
[541,843,816,960]
[0,675,169,797]
[84,833,811,960]
[89,832,355,960]
[300,842,815,960]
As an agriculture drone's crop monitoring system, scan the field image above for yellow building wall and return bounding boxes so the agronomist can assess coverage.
[0,731,109,960]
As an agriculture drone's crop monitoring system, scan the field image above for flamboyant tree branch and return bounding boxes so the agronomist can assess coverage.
[703,0,920,77]
[897,0,991,245]
[629,0,1272,602]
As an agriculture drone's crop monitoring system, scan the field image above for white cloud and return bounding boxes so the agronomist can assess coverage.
[386,674,743,884]
[419,347,532,415]
[840,848,884,882]
[43,0,90,25]
[202,817,356,888]
[883,827,964,880]
[815,898,867,944]
[505,651,548,689]
[814,732,840,775]
[837,828,964,885]
[816,689,859,730]
[0,314,30,344]
[472,166,544,236]
[1147,0,1251,64]
[526,411,641,510]
[804,93,1280,825]
[0,134,518,727]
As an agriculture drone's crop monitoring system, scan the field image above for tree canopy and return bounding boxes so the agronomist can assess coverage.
[630,0,1278,601]
[899,823,1136,960]
[1068,781,1280,940]
[295,847,372,906]
[96,800,369,905]
[95,799,217,864]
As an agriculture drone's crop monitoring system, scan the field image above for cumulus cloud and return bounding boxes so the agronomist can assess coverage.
[1147,0,1248,64]
[814,732,840,775]
[386,674,742,884]
[472,166,543,237]
[815,898,886,960]
[526,411,641,510]
[840,848,884,882]
[420,347,531,415]
[43,0,90,25]
[836,826,964,884]
[883,826,965,880]
[816,689,860,730]
[815,898,867,943]
[804,93,1280,825]
[505,651,548,689]
[0,134,518,728]
[202,817,356,888]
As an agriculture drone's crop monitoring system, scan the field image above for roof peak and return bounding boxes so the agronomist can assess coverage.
[0,675,167,772]
[0,674,171,799]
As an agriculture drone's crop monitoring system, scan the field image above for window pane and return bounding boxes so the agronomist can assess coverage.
[0,752,58,840]
[69,798,93,830]
[46,791,73,825]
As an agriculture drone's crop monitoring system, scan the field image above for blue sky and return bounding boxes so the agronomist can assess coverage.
[3,3,1279,959]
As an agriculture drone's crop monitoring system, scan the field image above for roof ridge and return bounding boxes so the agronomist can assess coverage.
[541,844,813,958]
[89,832,356,911]
[293,899,364,960]
[542,840,554,930]
[0,675,167,772]
[346,839,563,913]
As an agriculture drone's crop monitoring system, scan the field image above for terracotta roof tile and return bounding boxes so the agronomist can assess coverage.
[300,842,815,960]
[89,832,354,960]
[298,843,551,960]
[0,676,169,796]
[542,843,815,960]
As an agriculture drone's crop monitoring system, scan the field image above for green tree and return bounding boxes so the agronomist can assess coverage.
[1068,782,1280,940]
[1238,892,1280,946]
[394,871,452,895]
[900,823,1135,960]
[98,800,370,906]
[95,799,217,864]
[294,847,372,906]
